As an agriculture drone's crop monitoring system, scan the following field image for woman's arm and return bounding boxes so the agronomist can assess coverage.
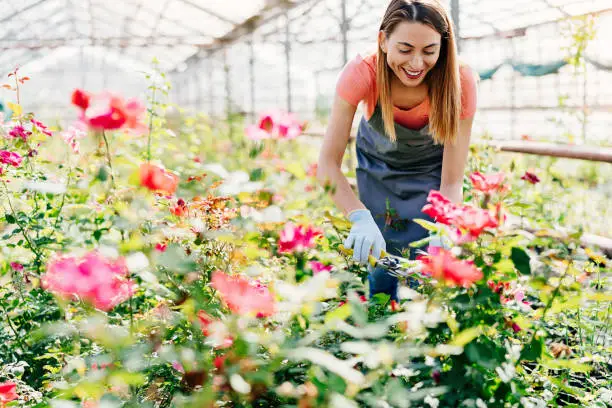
[439,115,474,204]
[316,94,366,215]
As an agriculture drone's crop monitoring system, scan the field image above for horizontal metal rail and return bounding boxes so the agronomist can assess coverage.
[304,128,612,163]
[306,129,611,255]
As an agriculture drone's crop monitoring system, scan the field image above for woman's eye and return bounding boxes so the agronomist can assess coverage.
[424,51,435,56]
[399,50,411,54]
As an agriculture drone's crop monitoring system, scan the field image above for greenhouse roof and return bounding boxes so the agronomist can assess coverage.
[0,0,610,72]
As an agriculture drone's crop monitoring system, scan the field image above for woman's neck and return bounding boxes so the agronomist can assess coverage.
[389,73,429,110]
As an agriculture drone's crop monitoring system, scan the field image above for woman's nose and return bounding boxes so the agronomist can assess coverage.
[409,56,424,70]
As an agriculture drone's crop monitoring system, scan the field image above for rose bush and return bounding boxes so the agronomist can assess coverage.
[0,67,609,408]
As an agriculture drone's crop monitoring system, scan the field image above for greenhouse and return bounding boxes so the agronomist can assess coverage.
[0,0,610,407]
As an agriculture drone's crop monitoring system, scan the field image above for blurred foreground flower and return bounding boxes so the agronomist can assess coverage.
[422,190,501,242]
[71,89,146,134]
[60,124,86,154]
[42,251,135,311]
[469,171,509,194]
[197,310,234,348]
[308,261,333,275]
[7,125,31,141]
[0,382,17,407]
[521,171,540,184]
[245,110,305,141]
[418,247,483,287]
[0,150,23,167]
[140,162,179,195]
[211,271,275,317]
[278,222,322,254]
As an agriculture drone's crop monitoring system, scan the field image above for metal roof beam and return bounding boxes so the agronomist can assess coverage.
[0,3,66,41]
[150,0,173,37]
[461,7,612,40]
[176,0,237,24]
[541,0,571,18]
[0,0,50,24]
[117,0,212,37]
[175,0,308,70]
[0,35,213,49]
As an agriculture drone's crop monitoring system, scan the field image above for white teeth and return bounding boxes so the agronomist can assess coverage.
[403,68,422,76]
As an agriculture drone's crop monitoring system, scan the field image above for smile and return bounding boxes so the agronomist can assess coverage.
[402,67,423,79]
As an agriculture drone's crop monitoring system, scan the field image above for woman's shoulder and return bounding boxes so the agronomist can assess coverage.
[336,52,378,106]
[345,52,378,78]
[457,63,478,119]
[458,63,478,90]
[361,52,378,72]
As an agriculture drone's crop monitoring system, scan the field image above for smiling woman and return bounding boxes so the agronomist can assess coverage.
[318,0,477,301]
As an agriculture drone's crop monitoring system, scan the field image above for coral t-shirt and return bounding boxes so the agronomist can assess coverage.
[336,53,478,129]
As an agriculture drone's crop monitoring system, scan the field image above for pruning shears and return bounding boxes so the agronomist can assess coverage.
[337,244,422,278]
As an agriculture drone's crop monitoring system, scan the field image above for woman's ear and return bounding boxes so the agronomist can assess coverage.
[378,31,387,53]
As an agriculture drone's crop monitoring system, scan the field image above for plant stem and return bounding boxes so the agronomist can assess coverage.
[0,299,25,350]
[101,130,115,189]
[1,180,42,262]
[147,88,157,162]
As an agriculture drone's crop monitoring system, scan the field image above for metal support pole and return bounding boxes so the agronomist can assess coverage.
[223,48,235,139]
[582,63,588,143]
[510,38,516,140]
[284,8,292,112]
[340,0,353,170]
[341,0,349,65]
[194,69,201,111]
[249,40,256,122]
[195,59,204,112]
[209,56,215,118]
[223,48,231,120]
[80,46,86,88]
[451,0,460,53]
[102,55,108,89]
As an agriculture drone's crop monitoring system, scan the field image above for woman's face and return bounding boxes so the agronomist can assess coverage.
[379,21,442,87]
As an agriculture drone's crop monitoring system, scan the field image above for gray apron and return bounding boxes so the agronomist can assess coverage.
[356,104,443,300]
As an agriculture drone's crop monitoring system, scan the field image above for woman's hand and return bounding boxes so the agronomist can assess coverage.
[344,209,386,264]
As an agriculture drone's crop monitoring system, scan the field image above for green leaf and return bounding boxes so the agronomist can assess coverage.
[409,236,433,248]
[449,326,483,347]
[493,259,515,274]
[465,337,505,370]
[326,373,347,394]
[412,218,438,232]
[511,247,531,275]
[250,168,265,181]
[520,337,543,361]
[324,211,351,231]
[587,293,612,302]
[542,358,592,373]
[285,162,307,179]
[109,371,146,386]
[325,304,351,325]
[349,295,368,327]
[5,214,16,224]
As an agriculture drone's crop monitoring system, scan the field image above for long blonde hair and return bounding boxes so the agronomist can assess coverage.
[376,0,461,145]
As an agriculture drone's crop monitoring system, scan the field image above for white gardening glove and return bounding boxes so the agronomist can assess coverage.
[344,209,386,265]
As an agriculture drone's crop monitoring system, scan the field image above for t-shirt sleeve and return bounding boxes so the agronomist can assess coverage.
[335,54,375,107]
[459,65,478,119]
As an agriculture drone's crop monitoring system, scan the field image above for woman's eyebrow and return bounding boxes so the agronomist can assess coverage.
[398,42,439,48]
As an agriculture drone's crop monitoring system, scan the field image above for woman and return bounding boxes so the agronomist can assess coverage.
[316,0,477,300]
